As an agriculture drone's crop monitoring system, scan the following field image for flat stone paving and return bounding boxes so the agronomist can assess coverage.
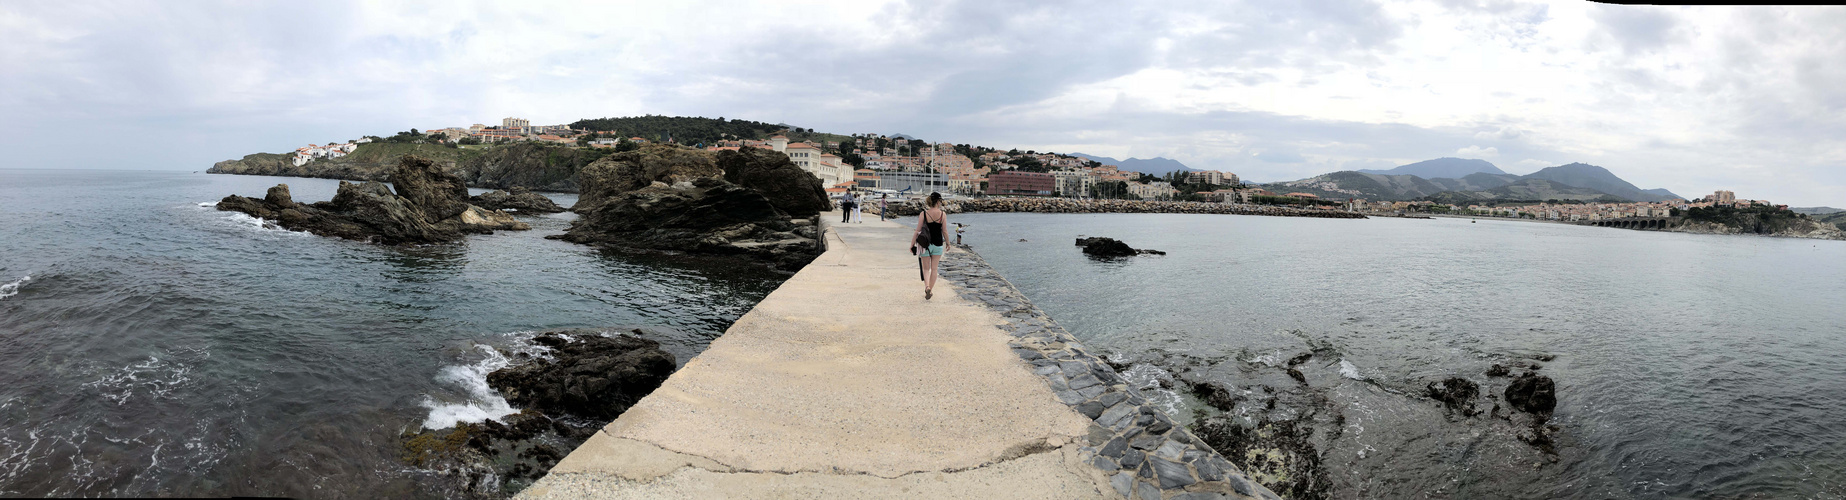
[517,213,1276,499]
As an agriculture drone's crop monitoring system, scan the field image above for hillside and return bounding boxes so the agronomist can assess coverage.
[1358,157,1505,178]
[1275,159,1682,202]
[207,142,611,192]
[1069,153,1198,175]
[1816,211,1846,231]
[1269,171,1449,200]
[1522,163,1677,202]
[1421,179,1627,204]
[1791,207,1845,215]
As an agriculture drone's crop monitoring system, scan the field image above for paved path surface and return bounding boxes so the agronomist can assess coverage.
[516,213,1112,499]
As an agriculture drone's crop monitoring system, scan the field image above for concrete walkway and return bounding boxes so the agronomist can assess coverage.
[517,213,1113,498]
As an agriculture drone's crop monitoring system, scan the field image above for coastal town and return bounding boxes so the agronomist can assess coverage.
[292,116,1804,230]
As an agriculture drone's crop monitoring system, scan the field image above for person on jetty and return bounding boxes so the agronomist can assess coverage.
[840,191,856,223]
[910,192,949,300]
[878,193,889,221]
[851,194,864,223]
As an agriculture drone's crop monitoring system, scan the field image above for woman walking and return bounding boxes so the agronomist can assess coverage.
[910,192,948,300]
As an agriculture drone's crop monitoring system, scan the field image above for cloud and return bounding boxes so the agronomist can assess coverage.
[1456,145,1499,158]
[1,1,1845,205]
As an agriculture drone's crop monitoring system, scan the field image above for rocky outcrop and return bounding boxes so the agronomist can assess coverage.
[716,147,832,217]
[1076,236,1165,258]
[558,144,830,272]
[1426,377,1481,416]
[215,155,529,245]
[470,187,566,213]
[208,142,599,193]
[485,330,677,421]
[1505,372,1557,415]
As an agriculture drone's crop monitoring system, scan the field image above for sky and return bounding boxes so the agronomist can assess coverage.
[3,1,1843,206]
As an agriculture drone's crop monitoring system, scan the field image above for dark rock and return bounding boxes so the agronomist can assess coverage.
[1486,364,1511,377]
[1426,377,1480,415]
[1131,432,1164,450]
[470,187,566,213]
[1505,372,1558,415]
[715,146,832,217]
[1076,401,1106,419]
[485,330,677,421]
[1121,449,1146,469]
[560,144,822,272]
[1286,367,1307,385]
[390,154,472,222]
[1151,457,1198,488]
[1286,352,1312,366]
[1101,437,1129,458]
[1080,237,1140,258]
[216,155,530,245]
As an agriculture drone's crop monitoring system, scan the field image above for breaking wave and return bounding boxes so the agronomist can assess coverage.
[0,275,27,300]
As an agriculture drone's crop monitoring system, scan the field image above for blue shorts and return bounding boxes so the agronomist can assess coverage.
[921,244,944,257]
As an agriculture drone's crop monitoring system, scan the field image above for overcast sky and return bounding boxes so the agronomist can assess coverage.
[3,1,1843,205]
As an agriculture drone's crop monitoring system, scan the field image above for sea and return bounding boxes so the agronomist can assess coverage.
[0,169,784,497]
[953,212,1846,499]
[5,169,1843,499]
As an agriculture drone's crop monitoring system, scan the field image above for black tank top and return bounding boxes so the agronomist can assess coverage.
[924,210,945,246]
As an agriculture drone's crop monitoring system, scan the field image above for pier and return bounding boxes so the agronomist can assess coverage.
[518,214,1276,499]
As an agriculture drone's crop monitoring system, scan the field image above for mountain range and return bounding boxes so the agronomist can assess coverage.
[1357,157,1506,178]
[1268,160,1682,203]
[1068,153,1198,175]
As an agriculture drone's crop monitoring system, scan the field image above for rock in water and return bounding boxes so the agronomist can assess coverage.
[485,330,677,421]
[469,187,566,213]
[1080,237,1141,258]
[1505,372,1557,414]
[215,155,530,244]
[1426,377,1480,415]
[560,144,825,271]
[716,146,833,217]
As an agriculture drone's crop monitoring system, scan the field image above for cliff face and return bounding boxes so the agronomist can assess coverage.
[207,142,607,193]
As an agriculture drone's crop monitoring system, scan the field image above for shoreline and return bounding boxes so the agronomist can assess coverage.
[882,197,1367,219]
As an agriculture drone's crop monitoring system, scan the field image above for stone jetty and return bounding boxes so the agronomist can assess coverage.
[516,213,1278,499]
[881,197,1367,219]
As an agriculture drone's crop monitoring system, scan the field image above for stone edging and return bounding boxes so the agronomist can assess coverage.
[938,246,1281,500]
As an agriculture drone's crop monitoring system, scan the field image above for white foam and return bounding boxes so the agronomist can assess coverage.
[196,202,214,208]
[1338,358,1365,380]
[220,212,307,236]
[420,345,521,430]
[0,275,28,300]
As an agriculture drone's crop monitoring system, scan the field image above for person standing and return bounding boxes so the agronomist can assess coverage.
[840,191,856,223]
[879,193,889,221]
[910,192,948,300]
[851,194,864,223]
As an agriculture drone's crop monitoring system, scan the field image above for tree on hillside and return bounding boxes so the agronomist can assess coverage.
[1007,156,1045,172]
[842,152,866,168]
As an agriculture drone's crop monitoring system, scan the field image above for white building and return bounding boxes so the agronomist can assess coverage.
[1052,170,1097,198]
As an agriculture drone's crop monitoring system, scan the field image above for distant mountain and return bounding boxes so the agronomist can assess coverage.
[1358,157,1506,179]
[1422,179,1628,204]
[1791,207,1845,215]
[1268,160,1683,203]
[1642,188,1684,201]
[1521,163,1676,202]
[889,133,917,140]
[1069,153,1198,175]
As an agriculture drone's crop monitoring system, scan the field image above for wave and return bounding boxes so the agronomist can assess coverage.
[1338,358,1366,380]
[0,275,28,300]
[220,212,307,236]
[419,334,561,430]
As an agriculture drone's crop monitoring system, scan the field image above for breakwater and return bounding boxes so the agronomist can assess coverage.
[879,197,1367,219]
[518,214,1278,499]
